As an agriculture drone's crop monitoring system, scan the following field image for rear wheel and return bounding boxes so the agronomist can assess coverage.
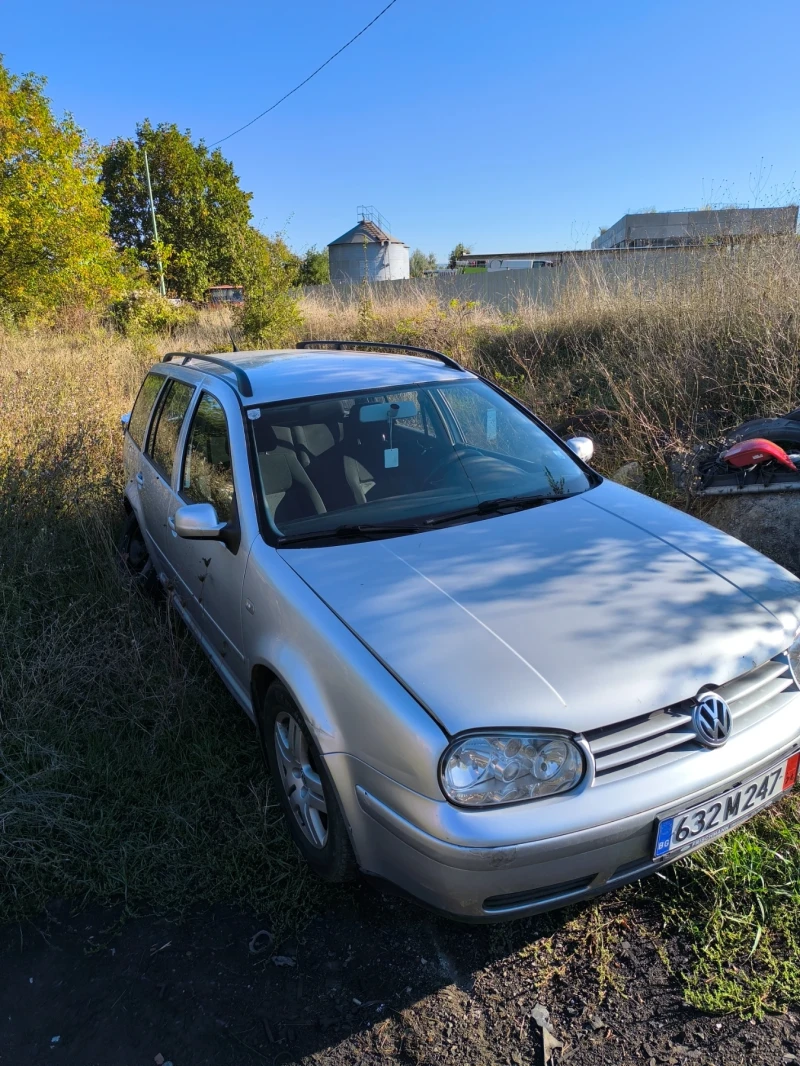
[258,680,357,882]
[116,510,159,597]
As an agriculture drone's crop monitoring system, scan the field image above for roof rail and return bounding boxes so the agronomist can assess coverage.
[296,340,465,372]
[162,352,253,397]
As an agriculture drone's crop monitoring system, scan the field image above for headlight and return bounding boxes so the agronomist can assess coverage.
[788,629,800,687]
[440,733,584,807]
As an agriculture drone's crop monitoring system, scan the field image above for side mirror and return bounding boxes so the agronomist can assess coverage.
[566,436,594,463]
[121,412,131,433]
[173,503,226,540]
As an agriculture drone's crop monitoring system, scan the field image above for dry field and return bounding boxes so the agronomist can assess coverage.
[302,239,800,489]
[2,241,800,1046]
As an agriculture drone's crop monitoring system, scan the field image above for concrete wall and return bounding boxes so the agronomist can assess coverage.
[305,246,716,310]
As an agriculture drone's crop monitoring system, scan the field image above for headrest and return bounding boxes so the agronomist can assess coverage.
[254,422,279,452]
[258,450,293,493]
[300,399,346,424]
[343,405,385,445]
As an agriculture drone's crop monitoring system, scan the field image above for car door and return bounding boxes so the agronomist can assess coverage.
[140,377,197,574]
[170,387,253,693]
[124,370,169,544]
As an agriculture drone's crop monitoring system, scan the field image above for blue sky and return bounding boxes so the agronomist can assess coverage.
[4,0,799,259]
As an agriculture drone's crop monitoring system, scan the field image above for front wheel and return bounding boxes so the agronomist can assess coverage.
[259,680,357,882]
[116,510,159,597]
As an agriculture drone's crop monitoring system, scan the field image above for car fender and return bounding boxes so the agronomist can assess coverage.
[243,538,448,801]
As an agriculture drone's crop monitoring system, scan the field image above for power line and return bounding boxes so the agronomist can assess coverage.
[208,0,401,148]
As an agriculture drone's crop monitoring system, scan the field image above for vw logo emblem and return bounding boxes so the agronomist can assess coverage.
[692,691,732,748]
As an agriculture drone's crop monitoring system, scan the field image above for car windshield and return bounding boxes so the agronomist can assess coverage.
[248,378,593,541]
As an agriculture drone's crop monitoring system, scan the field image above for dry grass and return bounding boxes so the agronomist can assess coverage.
[0,320,323,928]
[2,237,800,1012]
[300,238,800,488]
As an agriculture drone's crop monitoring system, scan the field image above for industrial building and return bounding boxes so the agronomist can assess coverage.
[328,207,409,283]
[591,205,798,250]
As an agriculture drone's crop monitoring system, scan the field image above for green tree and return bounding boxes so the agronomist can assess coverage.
[409,249,438,277]
[101,121,255,299]
[448,242,471,270]
[296,246,330,286]
[0,57,124,320]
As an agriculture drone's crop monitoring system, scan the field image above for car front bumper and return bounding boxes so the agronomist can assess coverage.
[328,696,800,921]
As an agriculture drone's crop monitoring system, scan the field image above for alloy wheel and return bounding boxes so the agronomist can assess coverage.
[273,710,329,848]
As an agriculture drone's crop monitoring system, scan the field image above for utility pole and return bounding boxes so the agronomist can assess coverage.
[143,149,167,297]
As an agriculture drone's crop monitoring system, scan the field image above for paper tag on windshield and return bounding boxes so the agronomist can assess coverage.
[384,448,399,469]
[486,408,497,441]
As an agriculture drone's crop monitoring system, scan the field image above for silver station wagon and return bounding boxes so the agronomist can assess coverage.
[119,341,800,920]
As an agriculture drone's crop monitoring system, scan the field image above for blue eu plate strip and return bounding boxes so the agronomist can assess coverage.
[654,819,673,857]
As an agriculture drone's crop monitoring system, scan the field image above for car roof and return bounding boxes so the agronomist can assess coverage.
[163,348,469,406]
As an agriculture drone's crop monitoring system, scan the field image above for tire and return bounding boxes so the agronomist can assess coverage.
[116,510,159,597]
[731,417,800,452]
[258,680,357,882]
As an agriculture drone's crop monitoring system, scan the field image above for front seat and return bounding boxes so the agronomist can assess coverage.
[255,424,326,526]
[307,406,385,509]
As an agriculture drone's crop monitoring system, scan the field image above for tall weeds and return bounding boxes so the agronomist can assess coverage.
[0,321,319,926]
[301,238,800,479]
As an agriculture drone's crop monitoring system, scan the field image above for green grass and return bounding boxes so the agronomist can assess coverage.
[642,798,800,1014]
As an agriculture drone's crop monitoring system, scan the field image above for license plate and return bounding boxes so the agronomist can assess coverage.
[654,751,800,859]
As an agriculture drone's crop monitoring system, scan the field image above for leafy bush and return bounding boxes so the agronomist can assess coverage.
[235,230,303,348]
[409,249,438,277]
[109,290,197,336]
[296,246,330,286]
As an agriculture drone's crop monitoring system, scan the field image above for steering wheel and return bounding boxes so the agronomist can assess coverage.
[422,449,467,488]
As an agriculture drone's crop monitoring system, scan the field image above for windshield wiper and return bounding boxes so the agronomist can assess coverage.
[424,493,565,527]
[278,523,422,545]
[278,494,571,543]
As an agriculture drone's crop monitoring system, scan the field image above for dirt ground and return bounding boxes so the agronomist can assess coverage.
[2,886,799,1066]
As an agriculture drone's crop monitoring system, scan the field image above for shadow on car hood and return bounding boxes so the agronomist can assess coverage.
[279,481,800,735]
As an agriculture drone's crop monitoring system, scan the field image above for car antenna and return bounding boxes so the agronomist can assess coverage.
[228,331,239,353]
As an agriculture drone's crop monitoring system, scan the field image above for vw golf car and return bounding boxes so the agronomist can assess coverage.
[118,341,800,920]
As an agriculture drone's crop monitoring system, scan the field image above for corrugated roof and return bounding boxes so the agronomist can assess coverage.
[328,220,407,246]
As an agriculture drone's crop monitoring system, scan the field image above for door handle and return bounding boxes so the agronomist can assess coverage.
[136,472,145,489]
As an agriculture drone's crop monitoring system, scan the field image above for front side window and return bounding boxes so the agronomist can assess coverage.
[249,377,594,542]
[181,393,235,523]
[128,372,165,450]
[147,380,195,480]
[441,383,553,465]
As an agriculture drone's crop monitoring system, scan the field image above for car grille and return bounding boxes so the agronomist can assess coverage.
[584,653,798,785]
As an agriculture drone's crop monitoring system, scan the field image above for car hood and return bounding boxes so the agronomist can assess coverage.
[278,481,800,735]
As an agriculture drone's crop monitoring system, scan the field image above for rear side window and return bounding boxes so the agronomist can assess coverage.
[181,393,234,522]
[147,380,195,480]
[127,373,165,450]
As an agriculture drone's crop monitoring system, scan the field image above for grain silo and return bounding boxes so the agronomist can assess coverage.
[328,207,409,283]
